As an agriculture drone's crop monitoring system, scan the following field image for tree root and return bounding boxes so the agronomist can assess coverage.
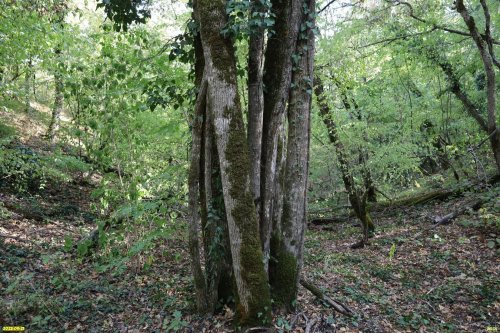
[300,278,354,317]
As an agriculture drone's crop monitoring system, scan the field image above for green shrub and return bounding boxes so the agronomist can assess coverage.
[0,145,46,192]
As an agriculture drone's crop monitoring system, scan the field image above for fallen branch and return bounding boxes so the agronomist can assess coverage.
[375,188,393,202]
[432,200,483,226]
[410,199,485,239]
[300,278,354,317]
[75,218,121,254]
[243,327,273,333]
[305,317,317,333]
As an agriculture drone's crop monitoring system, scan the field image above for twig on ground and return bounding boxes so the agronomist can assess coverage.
[300,278,354,317]
[305,317,318,333]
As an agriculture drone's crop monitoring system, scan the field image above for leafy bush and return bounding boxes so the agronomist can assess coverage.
[0,145,46,192]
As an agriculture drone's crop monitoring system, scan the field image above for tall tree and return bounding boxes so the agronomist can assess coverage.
[455,0,499,174]
[98,0,316,326]
[194,0,271,325]
[314,73,375,248]
[47,1,67,142]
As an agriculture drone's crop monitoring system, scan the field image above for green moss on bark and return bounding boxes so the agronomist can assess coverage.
[269,233,298,310]
[365,213,375,233]
[225,105,272,326]
[198,0,237,84]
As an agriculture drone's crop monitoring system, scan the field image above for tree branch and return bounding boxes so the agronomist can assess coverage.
[300,278,354,317]
[318,0,338,14]
[389,0,500,46]
[358,28,436,48]
[479,0,500,69]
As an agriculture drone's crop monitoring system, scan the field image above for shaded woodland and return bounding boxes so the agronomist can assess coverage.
[0,0,498,332]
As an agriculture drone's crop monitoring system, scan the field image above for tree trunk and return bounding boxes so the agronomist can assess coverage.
[456,0,499,174]
[188,78,209,313]
[314,74,374,245]
[24,57,32,113]
[425,42,498,173]
[331,73,377,202]
[188,0,316,323]
[269,0,315,309]
[247,0,266,211]
[47,49,64,142]
[202,112,234,311]
[195,0,271,326]
[260,0,303,267]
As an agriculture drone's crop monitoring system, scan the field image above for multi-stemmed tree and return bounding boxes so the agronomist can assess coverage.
[99,0,316,327]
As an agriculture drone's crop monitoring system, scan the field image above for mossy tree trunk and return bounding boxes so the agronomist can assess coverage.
[269,0,315,310]
[188,24,235,315]
[247,0,266,212]
[260,0,303,268]
[194,0,271,326]
[188,0,316,325]
[201,109,233,311]
[314,74,374,245]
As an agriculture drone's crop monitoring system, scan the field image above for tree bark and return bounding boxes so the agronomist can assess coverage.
[247,0,266,211]
[260,0,303,267]
[47,49,64,142]
[188,78,209,313]
[270,0,315,309]
[195,0,271,326]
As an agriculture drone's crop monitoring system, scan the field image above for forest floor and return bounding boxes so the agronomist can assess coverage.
[0,103,499,333]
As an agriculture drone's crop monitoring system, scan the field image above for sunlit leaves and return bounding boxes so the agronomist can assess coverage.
[97,0,151,31]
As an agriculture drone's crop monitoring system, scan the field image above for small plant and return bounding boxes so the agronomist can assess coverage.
[388,243,396,261]
[0,201,12,219]
[0,123,16,144]
[163,310,188,332]
[276,315,292,332]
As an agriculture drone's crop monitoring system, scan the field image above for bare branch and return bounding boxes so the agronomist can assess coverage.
[318,0,338,14]
[358,28,436,48]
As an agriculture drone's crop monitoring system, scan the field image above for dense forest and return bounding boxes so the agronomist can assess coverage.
[0,0,498,332]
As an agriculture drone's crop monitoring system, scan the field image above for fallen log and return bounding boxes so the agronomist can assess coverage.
[308,174,499,225]
[300,278,354,317]
[309,216,352,226]
[432,200,483,226]
[370,188,455,210]
[409,199,486,240]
